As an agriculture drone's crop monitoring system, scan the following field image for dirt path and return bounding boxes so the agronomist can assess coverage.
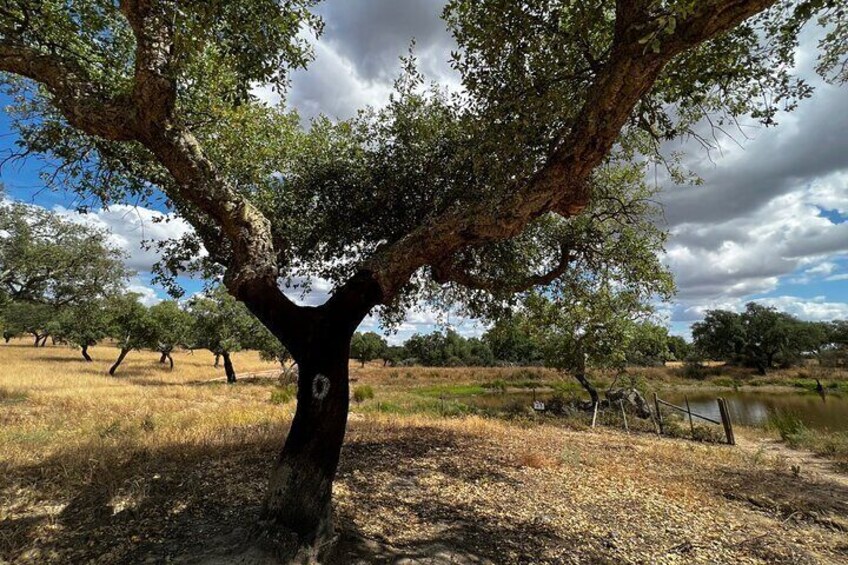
[736,435,848,491]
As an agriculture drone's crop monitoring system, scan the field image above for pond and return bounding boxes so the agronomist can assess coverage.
[457,389,848,432]
[663,391,848,432]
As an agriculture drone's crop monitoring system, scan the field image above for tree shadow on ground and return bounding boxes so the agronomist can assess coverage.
[0,422,594,564]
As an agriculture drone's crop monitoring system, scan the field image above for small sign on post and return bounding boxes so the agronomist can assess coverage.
[532,400,545,412]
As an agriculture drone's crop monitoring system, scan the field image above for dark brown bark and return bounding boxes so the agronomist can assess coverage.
[573,347,599,407]
[159,352,167,364]
[39,334,48,347]
[214,353,220,368]
[260,323,353,553]
[222,352,236,383]
[81,344,92,362]
[109,348,130,376]
[166,353,174,370]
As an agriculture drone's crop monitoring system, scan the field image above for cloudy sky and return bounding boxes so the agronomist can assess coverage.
[1,0,847,341]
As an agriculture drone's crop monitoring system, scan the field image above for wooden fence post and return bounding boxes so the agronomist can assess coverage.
[653,392,664,435]
[685,396,695,438]
[619,399,629,433]
[591,401,599,429]
[717,398,736,445]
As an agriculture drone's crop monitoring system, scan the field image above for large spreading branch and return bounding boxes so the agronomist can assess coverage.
[1,0,780,336]
[0,0,308,348]
[360,0,778,303]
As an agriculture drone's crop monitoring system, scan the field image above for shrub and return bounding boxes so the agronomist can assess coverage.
[270,386,296,405]
[768,410,805,440]
[353,385,375,403]
[0,386,27,404]
[484,379,507,393]
[676,362,723,380]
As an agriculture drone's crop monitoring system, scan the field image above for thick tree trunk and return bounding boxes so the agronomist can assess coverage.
[222,351,236,383]
[575,371,600,407]
[572,345,599,407]
[109,348,130,376]
[214,353,220,368]
[166,353,174,370]
[159,352,167,364]
[81,344,92,362]
[3,333,10,343]
[32,333,41,346]
[259,326,353,557]
[39,334,49,347]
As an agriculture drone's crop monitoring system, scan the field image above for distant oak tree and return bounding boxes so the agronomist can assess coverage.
[1,0,846,556]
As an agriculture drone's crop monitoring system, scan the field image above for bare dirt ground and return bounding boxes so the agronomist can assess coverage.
[1,344,847,564]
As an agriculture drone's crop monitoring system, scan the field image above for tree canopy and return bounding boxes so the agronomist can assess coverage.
[0,200,129,308]
[2,0,846,552]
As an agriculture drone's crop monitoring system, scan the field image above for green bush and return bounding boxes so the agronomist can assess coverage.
[270,386,296,405]
[353,385,375,403]
[676,362,723,380]
[767,410,805,440]
[483,379,508,393]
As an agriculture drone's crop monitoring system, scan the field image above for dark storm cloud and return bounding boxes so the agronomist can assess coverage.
[661,83,848,228]
[315,0,454,82]
[287,0,456,122]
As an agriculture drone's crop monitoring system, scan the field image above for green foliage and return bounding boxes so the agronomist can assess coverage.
[148,300,192,355]
[54,300,110,352]
[0,201,129,307]
[1,301,54,343]
[187,286,266,356]
[402,329,495,367]
[482,316,542,365]
[693,303,829,373]
[626,322,672,366]
[352,385,374,403]
[667,335,692,362]
[768,410,806,440]
[106,294,154,352]
[270,386,296,405]
[2,0,843,334]
[350,332,387,366]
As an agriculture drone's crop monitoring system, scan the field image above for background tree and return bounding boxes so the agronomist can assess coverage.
[482,316,543,366]
[692,310,746,363]
[350,332,387,367]
[380,345,406,367]
[54,300,110,361]
[626,322,672,367]
[2,0,845,551]
[253,325,297,381]
[107,294,154,376]
[666,335,692,362]
[188,286,264,384]
[2,301,54,346]
[148,300,192,369]
[693,303,822,373]
[0,202,129,308]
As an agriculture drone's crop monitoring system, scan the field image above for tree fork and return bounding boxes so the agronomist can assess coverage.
[254,273,380,556]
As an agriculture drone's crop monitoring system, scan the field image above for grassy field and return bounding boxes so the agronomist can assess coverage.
[1,341,847,564]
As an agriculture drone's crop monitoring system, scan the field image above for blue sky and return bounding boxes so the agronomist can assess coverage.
[2,0,848,343]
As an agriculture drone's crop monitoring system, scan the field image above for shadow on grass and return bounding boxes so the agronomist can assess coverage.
[0,421,581,564]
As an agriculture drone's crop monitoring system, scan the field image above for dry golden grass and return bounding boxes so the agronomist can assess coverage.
[2,342,847,564]
[0,340,288,473]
